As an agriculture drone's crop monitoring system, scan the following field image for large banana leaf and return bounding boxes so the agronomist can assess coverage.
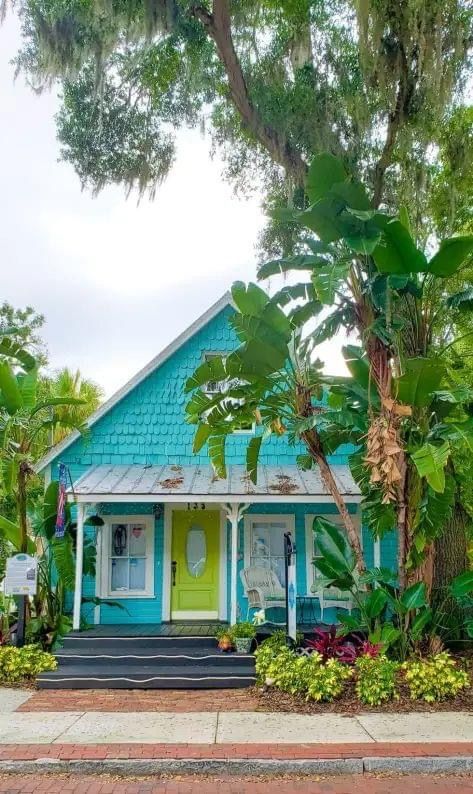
[0,338,36,372]
[395,358,445,408]
[231,281,268,316]
[0,515,22,549]
[411,441,451,492]
[246,435,263,484]
[427,236,473,277]
[450,571,473,598]
[313,516,356,581]
[0,361,22,415]
[399,582,427,611]
[372,219,428,274]
[257,253,329,280]
[312,261,350,304]
[342,345,370,391]
[306,153,347,203]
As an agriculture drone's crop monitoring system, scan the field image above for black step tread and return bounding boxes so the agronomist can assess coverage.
[42,662,254,677]
[56,647,231,658]
[37,677,254,690]
[62,636,219,650]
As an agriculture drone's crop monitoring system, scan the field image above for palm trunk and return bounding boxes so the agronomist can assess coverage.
[303,429,366,575]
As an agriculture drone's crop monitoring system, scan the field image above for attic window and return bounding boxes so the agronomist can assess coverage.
[203,352,253,434]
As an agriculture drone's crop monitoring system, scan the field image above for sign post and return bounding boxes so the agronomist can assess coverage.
[284,532,297,644]
[5,554,38,648]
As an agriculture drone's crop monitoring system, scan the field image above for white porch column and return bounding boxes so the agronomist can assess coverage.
[73,502,85,631]
[223,503,249,625]
[373,537,381,569]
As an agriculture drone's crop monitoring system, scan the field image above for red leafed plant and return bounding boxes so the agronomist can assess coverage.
[305,626,382,664]
[305,625,358,664]
[357,639,382,658]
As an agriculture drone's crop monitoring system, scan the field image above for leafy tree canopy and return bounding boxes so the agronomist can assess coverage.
[10,0,473,250]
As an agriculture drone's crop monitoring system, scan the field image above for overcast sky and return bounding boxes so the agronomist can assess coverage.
[1,13,346,398]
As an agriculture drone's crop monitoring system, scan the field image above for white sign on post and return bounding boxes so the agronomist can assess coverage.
[5,554,38,596]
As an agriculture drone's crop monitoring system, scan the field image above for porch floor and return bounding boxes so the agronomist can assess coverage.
[74,622,320,638]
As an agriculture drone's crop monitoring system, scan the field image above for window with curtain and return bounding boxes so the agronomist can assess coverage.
[248,518,292,587]
[109,521,150,595]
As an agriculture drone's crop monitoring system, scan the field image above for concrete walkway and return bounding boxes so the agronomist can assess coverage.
[1,689,473,745]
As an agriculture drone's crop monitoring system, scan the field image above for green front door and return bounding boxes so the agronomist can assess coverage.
[171,510,220,619]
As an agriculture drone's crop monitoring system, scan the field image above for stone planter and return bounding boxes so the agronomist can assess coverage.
[234,637,253,654]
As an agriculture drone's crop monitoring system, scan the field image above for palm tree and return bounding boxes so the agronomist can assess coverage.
[43,368,103,444]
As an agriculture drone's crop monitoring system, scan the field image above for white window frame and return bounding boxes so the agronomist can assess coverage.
[203,351,254,435]
[99,514,155,599]
[244,513,295,586]
[304,511,362,596]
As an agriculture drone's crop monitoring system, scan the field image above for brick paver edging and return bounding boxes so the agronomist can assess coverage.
[1,742,473,760]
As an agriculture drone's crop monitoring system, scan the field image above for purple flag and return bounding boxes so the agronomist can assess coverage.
[55,463,67,538]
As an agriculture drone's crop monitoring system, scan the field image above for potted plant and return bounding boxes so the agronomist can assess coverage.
[231,622,257,654]
[215,625,234,652]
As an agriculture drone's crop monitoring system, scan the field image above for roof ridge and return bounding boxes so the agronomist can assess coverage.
[35,292,233,473]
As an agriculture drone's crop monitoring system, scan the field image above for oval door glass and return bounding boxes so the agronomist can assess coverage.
[186,526,207,578]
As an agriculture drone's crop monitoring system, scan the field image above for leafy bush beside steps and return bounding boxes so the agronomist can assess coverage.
[0,645,57,683]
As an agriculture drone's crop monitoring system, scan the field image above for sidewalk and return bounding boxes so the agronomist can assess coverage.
[1,688,472,777]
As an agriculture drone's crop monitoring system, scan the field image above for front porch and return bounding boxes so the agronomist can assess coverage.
[69,462,363,633]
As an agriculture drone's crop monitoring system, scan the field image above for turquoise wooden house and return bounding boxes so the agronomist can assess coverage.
[35,294,396,688]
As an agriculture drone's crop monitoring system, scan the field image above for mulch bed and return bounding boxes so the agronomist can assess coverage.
[252,679,473,714]
[252,651,473,715]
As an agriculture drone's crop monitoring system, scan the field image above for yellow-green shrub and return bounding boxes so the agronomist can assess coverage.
[259,644,351,702]
[305,655,352,702]
[403,652,470,702]
[0,645,57,683]
[356,655,399,706]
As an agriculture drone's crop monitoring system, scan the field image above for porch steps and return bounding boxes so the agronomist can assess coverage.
[37,633,256,690]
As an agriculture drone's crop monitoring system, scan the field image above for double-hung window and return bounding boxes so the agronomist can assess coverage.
[244,514,295,588]
[101,515,154,598]
[304,512,361,594]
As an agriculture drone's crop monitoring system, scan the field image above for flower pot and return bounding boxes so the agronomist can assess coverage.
[218,636,233,653]
[234,637,253,654]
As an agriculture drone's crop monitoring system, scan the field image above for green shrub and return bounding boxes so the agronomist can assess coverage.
[403,652,470,702]
[0,644,57,683]
[254,631,287,682]
[305,655,353,702]
[266,647,310,694]
[356,655,399,706]
[257,643,351,702]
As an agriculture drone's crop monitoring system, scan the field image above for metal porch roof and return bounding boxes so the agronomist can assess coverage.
[69,463,361,503]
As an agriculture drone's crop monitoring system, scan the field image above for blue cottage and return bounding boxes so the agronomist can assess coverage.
[36,293,395,635]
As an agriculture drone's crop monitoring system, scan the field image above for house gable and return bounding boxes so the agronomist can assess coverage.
[41,295,352,482]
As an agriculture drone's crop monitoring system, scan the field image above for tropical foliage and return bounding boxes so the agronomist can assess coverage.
[8,0,472,259]
[186,155,473,598]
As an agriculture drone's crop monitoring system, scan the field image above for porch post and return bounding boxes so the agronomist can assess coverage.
[73,502,85,631]
[224,503,249,625]
[373,538,381,569]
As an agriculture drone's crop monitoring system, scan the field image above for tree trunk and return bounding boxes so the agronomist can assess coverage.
[303,429,366,575]
[433,499,469,606]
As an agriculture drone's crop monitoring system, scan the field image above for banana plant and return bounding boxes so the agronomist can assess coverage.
[313,517,473,659]
[0,333,86,554]
[257,152,473,588]
[185,280,366,574]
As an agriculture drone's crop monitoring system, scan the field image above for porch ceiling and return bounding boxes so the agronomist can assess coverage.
[68,463,361,503]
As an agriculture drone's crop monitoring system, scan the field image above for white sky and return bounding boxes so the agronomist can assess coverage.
[0,13,347,398]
